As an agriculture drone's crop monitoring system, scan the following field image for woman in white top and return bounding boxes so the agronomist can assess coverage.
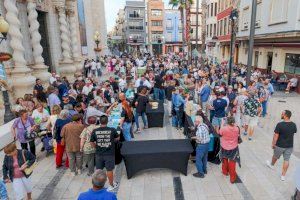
[31,103,50,131]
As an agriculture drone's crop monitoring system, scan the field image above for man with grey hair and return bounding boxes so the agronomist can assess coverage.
[77,170,117,200]
[191,115,210,178]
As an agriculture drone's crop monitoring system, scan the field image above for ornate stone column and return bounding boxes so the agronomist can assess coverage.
[53,0,76,81]
[27,0,50,84]
[66,0,82,72]
[4,0,35,98]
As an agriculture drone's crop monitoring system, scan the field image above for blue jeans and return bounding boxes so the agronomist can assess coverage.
[261,101,267,117]
[153,88,165,101]
[196,143,209,174]
[122,122,132,141]
[135,111,147,129]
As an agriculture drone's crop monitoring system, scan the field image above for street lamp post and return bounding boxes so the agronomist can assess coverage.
[195,0,199,67]
[228,9,238,85]
[246,0,257,86]
[93,31,101,60]
[0,14,15,123]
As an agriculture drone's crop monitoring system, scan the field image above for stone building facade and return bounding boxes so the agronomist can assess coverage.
[0,0,82,99]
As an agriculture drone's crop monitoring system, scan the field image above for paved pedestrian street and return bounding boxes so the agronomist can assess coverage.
[3,93,300,200]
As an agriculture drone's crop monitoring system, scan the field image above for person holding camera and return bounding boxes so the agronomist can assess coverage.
[11,110,37,156]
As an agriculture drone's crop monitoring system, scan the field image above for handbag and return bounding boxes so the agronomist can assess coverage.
[21,151,37,176]
[21,119,37,140]
[237,126,243,144]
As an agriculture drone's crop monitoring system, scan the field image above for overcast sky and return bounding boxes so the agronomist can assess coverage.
[105,0,172,32]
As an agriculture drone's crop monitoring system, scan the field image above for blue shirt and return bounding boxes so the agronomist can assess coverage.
[267,83,274,94]
[172,93,185,111]
[54,118,71,142]
[57,83,68,100]
[199,85,211,102]
[78,189,117,200]
[213,98,228,118]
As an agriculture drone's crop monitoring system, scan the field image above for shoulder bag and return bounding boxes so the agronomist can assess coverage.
[22,151,37,176]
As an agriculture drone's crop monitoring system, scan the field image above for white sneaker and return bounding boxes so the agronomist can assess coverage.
[107,182,119,192]
[77,169,82,175]
[280,176,285,181]
[266,160,274,170]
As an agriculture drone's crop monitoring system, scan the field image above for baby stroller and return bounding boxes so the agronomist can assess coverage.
[38,130,54,156]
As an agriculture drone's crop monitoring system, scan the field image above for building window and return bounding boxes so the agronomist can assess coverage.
[214,2,217,16]
[285,54,300,74]
[210,24,212,37]
[207,4,210,18]
[256,2,262,27]
[211,3,213,17]
[224,18,227,35]
[152,20,162,26]
[128,21,143,30]
[206,25,209,37]
[166,19,172,29]
[151,9,162,16]
[270,0,288,24]
[213,23,216,36]
[220,20,223,35]
[242,7,250,30]
[178,31,182,41]
[129,10,141,18]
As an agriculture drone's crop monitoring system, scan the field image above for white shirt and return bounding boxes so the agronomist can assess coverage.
[96,62,101,69]
[49,76,56,85]
[119,78,127,91]
[32,109,50,130]
[46,115,58,135]
[82,85,94,96]
[84,106,106,124]
[91,61,97,70]
[135,78,152,88]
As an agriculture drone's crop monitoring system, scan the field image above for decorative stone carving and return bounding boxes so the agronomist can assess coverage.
[54,0,76,81]
[57,6,72,62]
[4,0,35,98]
[27,0,50,83]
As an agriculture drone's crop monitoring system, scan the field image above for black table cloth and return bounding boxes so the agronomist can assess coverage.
[146,101,164,128]
[121,139,193,179]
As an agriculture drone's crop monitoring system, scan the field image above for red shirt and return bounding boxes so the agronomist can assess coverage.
[219,125,239,150]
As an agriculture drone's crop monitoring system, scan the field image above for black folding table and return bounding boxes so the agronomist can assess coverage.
[121,139,193,179]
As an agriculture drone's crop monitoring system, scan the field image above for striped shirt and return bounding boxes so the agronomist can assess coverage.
[195,123,210,144]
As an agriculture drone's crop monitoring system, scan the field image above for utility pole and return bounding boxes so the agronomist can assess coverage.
[195,0,199,67]
[228,9,238,85]
[246,0,257,86]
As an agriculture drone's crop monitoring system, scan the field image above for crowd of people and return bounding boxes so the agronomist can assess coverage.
[1,52,299,200]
